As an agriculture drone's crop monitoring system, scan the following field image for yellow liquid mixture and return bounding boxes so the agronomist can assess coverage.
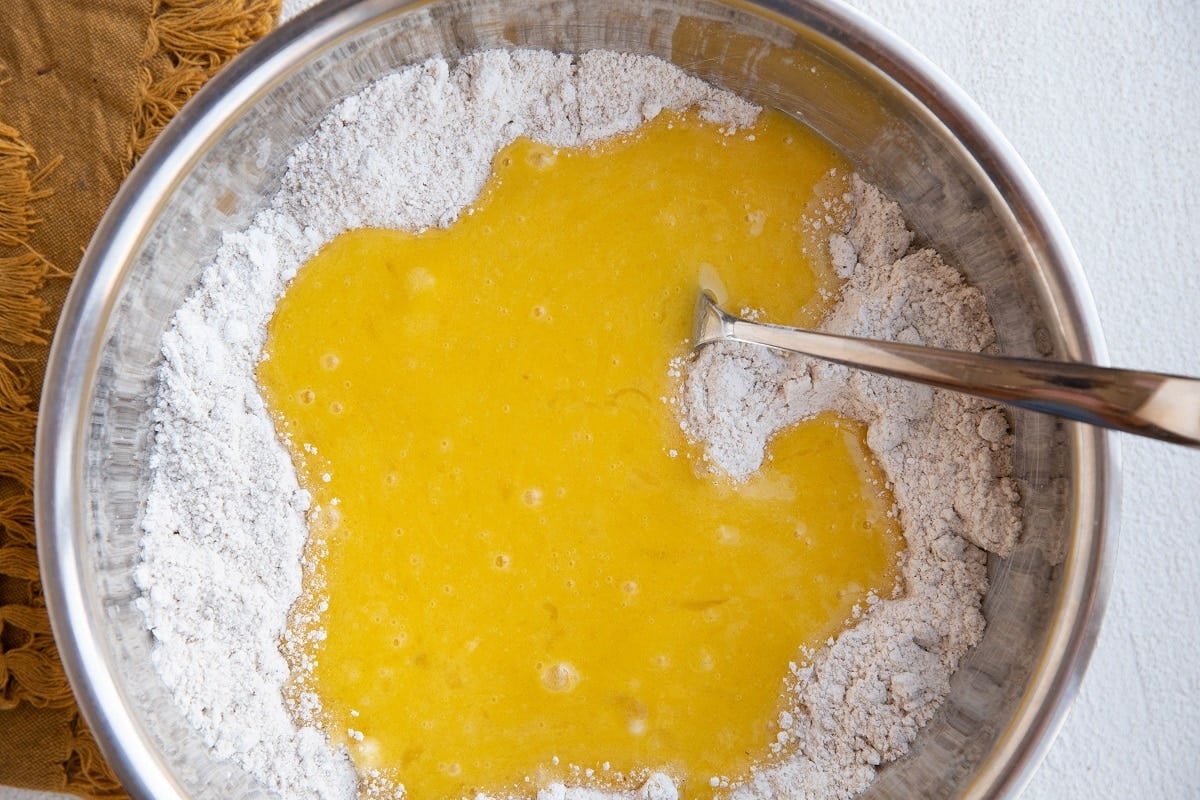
[259,110,902,799]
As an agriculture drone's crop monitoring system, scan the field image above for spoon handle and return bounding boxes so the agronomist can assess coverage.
[694,294,1200,447]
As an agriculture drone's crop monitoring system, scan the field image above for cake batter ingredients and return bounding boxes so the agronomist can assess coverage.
[137,50,1022,800]
[680,176,1021,798]
[259,111,902,799]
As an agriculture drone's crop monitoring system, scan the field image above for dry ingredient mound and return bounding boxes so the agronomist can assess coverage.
[135,49,1021,800]
[678,175,1020,798]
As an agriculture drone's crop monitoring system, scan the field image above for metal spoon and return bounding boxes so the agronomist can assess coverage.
[692,292,1200,446]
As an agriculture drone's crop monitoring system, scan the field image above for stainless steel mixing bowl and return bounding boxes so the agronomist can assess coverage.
[35,0,1118,797]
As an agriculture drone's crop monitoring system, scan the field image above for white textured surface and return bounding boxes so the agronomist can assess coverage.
[280,0,322,21]
[841,0,1200,797]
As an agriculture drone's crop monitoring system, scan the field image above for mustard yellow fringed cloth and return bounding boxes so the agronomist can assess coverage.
[0,1,278,794]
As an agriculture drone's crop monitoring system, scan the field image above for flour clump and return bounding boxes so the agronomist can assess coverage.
[137,49,1022,800]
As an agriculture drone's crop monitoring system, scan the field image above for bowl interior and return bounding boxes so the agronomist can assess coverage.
[41,0,1113,797]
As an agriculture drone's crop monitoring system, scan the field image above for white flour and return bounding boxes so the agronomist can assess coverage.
[136,49,1021,800]
[679,176,1020,799]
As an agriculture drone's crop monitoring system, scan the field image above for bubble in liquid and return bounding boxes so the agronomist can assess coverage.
[540,661,581,693]
[528,148,557,169]
[320,353,340,370]
[356,737,383,766]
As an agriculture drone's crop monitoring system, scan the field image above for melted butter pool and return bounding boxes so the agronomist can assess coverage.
[259,110,902,799]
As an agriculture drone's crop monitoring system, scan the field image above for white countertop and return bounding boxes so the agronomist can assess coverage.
[842,0,1200,796]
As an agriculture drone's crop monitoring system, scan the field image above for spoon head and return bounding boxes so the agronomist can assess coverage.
[692,291,731,350]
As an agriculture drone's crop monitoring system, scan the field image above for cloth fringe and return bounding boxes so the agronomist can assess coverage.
[64,712,127,798]
[0,124,58,248]
[0,113,69,719]
[129,0,279,168]
[1,1,278,794]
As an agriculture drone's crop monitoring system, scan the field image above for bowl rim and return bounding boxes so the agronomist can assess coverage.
[34,0,1119,798]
